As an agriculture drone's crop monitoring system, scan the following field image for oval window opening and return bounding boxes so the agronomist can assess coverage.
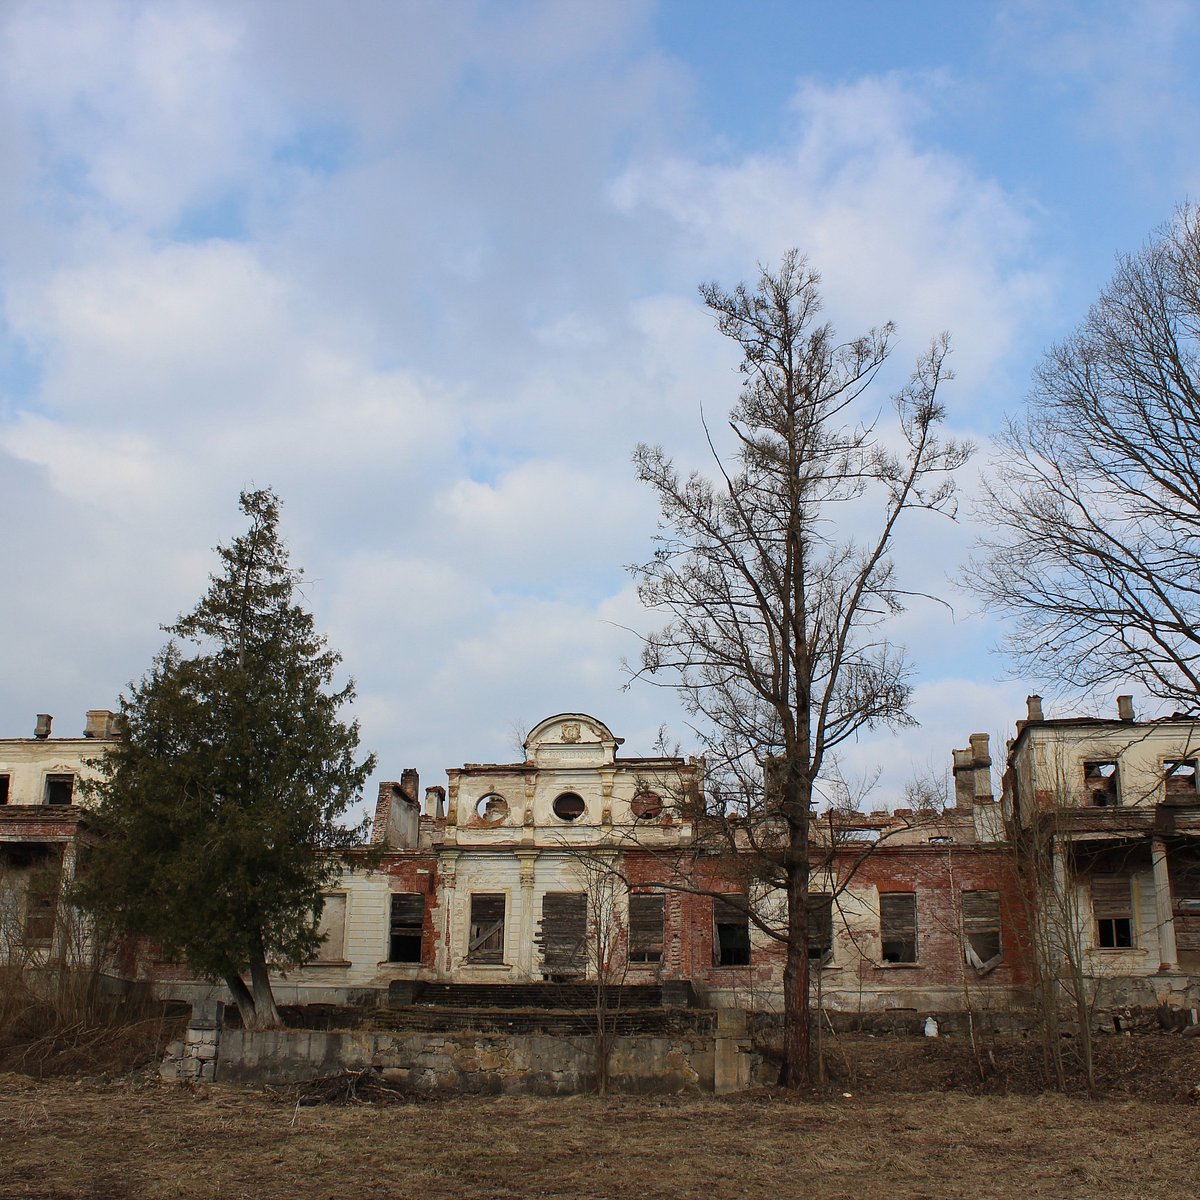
[631,792,663,820]
[475,794,509,823]
[552,792,586,821]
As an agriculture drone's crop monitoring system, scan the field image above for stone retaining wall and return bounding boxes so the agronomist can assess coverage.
[215,1010,752,1094]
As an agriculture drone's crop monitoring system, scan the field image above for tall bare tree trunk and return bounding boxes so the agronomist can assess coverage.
[781,865,812,1086]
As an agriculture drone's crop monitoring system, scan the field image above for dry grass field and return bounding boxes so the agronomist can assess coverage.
[2,1052,1197,1200]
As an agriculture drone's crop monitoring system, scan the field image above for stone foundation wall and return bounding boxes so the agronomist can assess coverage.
[214,1021,751,1094]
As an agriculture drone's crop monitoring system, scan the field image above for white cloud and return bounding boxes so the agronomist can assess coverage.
[613,74,1051,416]
[4,0,1181,820]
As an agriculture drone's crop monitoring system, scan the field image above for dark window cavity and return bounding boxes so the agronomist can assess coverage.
[713,895,751,967]
[45,773,74,806]
[552,792,586,821]
[1084,761,1119,807]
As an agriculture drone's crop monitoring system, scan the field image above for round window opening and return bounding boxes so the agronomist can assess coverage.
[552,792,586,822]
[631,791,663,820]
[475,794,509,823]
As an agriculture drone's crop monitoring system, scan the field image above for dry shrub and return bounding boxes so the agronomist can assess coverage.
[0,859,185,1077]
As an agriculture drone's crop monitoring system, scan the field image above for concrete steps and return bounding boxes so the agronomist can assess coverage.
[406,982,667,1010]
[367,1004,717,1037]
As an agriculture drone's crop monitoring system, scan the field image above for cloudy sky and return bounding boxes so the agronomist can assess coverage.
[3,0,1199,818]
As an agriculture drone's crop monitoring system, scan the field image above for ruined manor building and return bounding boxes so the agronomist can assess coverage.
[3,704,1198,1018]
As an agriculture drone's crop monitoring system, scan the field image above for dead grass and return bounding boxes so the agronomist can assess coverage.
[1,1064,1198,1200]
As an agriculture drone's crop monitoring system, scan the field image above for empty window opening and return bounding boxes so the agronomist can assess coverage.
[962,890,1002,971]
[0,774,9,804]
[1093,875,1134,948]
[880,893,918,963]
[44,774,74,806]
[629,894,665,963]
[474,793,509,823]
[311,894,347,962]
[552,792,585,821]
[1164,759,1198,797]
[537,892,586,974]
[468,893,506,964]
[631,791,663,820]
[1084,761,1119,807]
[389,892,425,963]
[713,895,751,967]
[808,894,834,961]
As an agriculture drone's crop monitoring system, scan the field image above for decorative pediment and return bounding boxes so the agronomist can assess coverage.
[524,713,622,767]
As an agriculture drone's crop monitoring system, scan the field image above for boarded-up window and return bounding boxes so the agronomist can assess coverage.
[962,890,1002,970]
[880,893,918,963]
[23,892,55,944]
[44,774,74,806]
[537,892,586,973]
[312,894,347,962]
[713,895,751,967]
[1171,856,1200,968]
[629,894,664,963]
[1083,761,1119,807]
[389,892,424,963]
[1093,875,1133,948]
[468,893,506,964]
[808,894,833,961]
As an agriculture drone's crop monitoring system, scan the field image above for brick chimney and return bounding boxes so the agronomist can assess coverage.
[84,710,121,739]
[424,785,446,818]
[952,733,993,808]
[372,772,421,847]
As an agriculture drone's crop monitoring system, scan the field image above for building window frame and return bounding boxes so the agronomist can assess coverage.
[467,893,507,964]
[712,894,751,967]
[1092,875,1135,949]
[44,773,75,806]
[388,892,425,963]
[879,892,919,964]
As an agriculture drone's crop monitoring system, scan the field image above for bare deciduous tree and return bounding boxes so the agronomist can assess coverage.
[630,251,970,1086]
[969,205,1200,708]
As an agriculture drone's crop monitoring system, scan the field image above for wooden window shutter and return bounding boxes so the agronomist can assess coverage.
[629,894,664,963]
[1092,876,1131,919]
[537,892,587,972]
[808,894,833,959]
[961,890,1000,932]
[880,893,918,963]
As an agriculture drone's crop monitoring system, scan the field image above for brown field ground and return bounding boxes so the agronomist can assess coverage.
[3,1032,1200,1200]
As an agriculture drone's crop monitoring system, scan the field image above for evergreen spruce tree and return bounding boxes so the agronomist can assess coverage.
[78,489,374,1028]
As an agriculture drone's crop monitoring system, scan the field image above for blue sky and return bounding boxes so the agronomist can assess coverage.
[2,0,1198,816]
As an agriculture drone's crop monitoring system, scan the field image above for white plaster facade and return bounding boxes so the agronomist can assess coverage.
[1006,696,1200,1005]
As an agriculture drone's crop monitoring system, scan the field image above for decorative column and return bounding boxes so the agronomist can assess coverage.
[515,849,539,977]
[1151,838,1179,970]
[440,850,459,978]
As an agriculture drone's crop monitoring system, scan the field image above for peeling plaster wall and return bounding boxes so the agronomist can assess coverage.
[0,731,117,809]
